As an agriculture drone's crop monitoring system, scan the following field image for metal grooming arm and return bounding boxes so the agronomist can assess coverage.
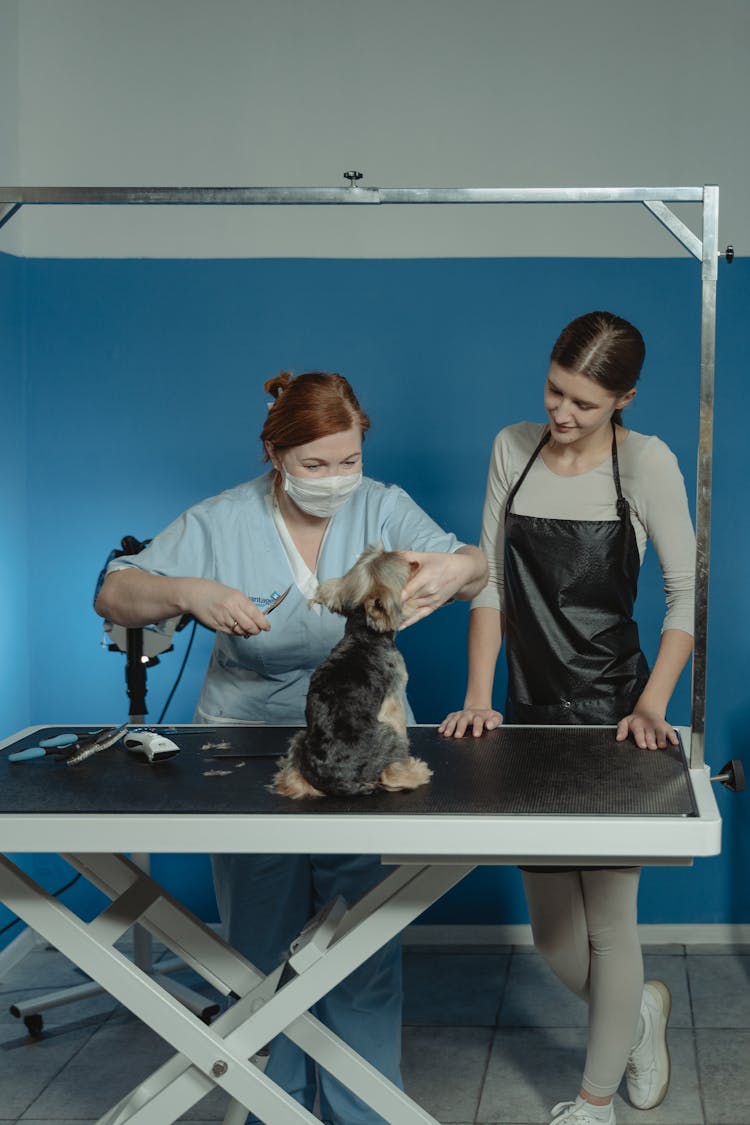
[0,180,731,768]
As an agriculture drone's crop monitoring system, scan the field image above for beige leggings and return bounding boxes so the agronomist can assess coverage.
[522,866,643,1099]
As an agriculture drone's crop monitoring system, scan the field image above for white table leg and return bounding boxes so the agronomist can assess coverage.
[0,853,474,1125]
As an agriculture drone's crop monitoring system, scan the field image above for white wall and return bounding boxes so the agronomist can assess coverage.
[0,0,20,255]
[6,0,749,257]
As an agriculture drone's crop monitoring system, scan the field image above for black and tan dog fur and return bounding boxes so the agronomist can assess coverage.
[272,546,433,799]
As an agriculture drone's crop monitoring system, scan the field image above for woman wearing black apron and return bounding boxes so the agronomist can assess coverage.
[441,312,695,1125]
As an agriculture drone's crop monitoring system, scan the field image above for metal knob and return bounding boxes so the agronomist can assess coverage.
[710,758,745,792]
[343,170,363,187]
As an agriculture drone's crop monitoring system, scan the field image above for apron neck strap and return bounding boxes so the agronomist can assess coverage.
[506,428,551,513]
[507,421,628,520]
[610,419,629,519]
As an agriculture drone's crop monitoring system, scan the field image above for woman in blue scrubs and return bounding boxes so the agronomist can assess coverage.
[96,369,488,1124]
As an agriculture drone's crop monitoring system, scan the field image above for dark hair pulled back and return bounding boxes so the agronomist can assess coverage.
[551,311,645,425]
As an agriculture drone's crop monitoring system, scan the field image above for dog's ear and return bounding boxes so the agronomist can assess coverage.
[311,576,347,615]
[364,588,405,632]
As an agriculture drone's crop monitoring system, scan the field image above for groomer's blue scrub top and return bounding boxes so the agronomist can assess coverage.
[108,473,462,724]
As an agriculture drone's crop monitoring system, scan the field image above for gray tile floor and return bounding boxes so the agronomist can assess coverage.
[1,942,749,1123]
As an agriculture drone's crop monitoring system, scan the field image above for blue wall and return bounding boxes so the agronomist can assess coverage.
[0,252,28,732]
[0,253,36,947]
[3,253,748,937]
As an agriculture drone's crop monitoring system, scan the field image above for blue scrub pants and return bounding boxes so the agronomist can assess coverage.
[211,852,403,1124]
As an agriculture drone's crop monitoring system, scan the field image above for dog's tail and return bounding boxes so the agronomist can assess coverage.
[271,734,325,800]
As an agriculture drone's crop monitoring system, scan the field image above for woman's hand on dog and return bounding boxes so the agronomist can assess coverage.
[398,547,487,627]
[438,706,504,738]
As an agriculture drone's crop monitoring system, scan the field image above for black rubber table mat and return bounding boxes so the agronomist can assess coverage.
[0,726,697,817]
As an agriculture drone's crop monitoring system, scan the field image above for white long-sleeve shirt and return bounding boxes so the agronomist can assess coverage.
[472,422,695,636]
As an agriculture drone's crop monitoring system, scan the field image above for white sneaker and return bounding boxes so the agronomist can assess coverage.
[626,979,672,1108]
[549,1099,615,1125]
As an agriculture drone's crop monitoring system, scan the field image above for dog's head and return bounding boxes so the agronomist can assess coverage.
[312,545,418,632]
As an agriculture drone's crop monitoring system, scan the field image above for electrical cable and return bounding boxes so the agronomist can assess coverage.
[0,871,82,936]
[157,618,197,723]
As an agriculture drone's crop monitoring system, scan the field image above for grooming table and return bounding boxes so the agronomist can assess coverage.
[0,724,721,1125]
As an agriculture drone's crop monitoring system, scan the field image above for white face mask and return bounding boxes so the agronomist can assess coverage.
[282,469,362,518]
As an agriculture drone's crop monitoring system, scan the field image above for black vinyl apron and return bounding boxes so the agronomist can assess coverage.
[503,422,650,726]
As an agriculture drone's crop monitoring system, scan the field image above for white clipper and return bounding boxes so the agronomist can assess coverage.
[123,730,181,762]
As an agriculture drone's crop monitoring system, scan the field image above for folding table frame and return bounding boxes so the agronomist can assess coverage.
[0,723,722,1125]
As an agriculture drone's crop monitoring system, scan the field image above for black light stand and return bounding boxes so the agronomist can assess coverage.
[125,623,148,723]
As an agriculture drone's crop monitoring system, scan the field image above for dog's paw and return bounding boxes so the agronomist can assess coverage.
[379,756,433,791]
[272,765,325,800]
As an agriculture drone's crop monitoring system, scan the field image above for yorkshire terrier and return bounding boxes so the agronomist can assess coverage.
[272,546,433,799]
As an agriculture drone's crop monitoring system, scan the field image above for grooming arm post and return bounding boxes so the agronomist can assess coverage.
[690,185,719,771]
